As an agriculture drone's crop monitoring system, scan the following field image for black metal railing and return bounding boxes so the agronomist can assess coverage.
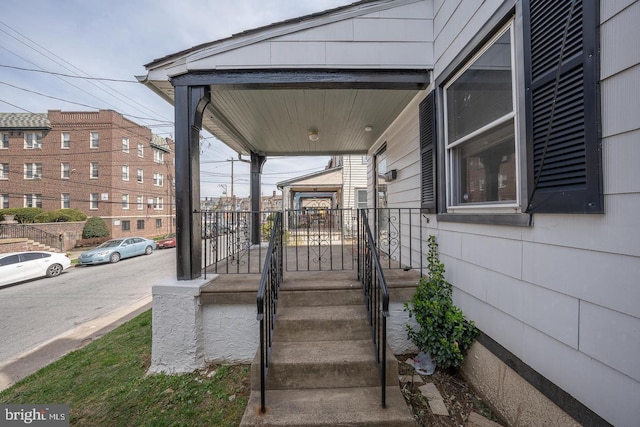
[196,210,278,276]
[284,208,356,271]
[357,209,390,407]
[0,224,62,252]
[256,211,283,413]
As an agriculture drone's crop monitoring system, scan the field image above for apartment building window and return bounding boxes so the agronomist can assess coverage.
[153,197,163,210]
[155,219,162,229]
[24,194,42,208]
[122,137,129,153]
[137,143,144,157]
[61,163,70,179]
[90,132,99,148]
[90,162,99,179]
[90,193,99,210]
[137,195,144,210]
[2,133,9,149]
[24,163,42,180]
[137,169,143,183]
[0,163,8,180]
[24,133,42,149]
[153,173,163,187]
[122,165,129,181]
[153,148,164,164]
[61,193,70,209]
[122,194,130,210]
[61,132,70,149]
[136,220,145,230]
[122,220,130,231]
[1,194,8,209]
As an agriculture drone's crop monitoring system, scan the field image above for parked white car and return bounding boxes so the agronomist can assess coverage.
[0,251,72,287]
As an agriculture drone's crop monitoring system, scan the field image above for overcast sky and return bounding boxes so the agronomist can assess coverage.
[0,0,354,198]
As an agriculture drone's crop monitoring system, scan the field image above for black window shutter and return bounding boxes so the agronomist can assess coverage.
[523,0,602,213]
[420,92,437,212]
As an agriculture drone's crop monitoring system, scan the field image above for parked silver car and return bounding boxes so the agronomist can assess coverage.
[78,237,157,265]
[0,251,72,287]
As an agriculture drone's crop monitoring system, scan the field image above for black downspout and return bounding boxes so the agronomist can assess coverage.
[250,152,266,245]
[173,85,210,280]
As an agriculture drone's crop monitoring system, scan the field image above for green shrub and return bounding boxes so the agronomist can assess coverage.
[404,235,478,369]
[83,216,110,239]
[34,209,88,223]
[0,207,43,223]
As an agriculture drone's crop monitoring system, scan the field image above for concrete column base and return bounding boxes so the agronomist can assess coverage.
[148,276,216,374]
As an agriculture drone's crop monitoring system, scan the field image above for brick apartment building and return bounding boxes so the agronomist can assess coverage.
[0,110,175,239]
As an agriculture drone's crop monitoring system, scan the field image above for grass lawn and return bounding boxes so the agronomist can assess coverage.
[0,310,250,426]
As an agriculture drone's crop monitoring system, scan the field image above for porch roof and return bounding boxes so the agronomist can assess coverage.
[138,0,433,157]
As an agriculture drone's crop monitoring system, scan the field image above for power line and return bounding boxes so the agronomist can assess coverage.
[0,64,137,83]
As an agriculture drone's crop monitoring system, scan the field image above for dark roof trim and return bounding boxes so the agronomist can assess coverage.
[171,69,430,90]
[144,0,384,68]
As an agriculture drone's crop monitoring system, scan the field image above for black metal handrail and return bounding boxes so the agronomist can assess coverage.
[0,224,62,252]
[357,209,390,407]
[256,211,283,413]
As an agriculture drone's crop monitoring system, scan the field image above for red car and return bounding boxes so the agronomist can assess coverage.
[156,233,176,249]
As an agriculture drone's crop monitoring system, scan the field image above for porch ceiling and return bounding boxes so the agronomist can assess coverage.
[143,70,429,156]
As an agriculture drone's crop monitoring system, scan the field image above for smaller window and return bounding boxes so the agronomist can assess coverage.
[24,133,42,149]
[61,193,70,209]
[137,143,144,157]
[90,193,99,210]
[137,195,144,210]
[61,163,70,179]
[90,132,99,148]
[122,194,130,210]
[153,149,164,164]
[0,163,8,180]
[153,197,163,210]
[122,220,131,231]
[24,194,42,208]
[90,162,99,179]
[155,218,162,229]
[1,193,9,209]
[355,189,367,209]
[153,173,163,187]
[136,219,145,230]
[122,165,129,181]
[137,169,143,183]
[61,132,70,149]
[2,133,10,149]
[122,137,129,153]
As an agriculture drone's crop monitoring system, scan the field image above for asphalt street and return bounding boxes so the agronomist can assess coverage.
[0,247,177,390]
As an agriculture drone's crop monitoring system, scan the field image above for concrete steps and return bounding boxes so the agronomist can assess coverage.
[241,274,416,427]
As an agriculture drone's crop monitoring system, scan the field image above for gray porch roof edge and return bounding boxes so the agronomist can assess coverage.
[277,166,343,189]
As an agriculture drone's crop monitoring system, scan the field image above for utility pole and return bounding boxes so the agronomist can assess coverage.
[228,158,237,210]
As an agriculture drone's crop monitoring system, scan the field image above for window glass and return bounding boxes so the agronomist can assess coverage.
[444,22,518,207]
[0,255,20,266]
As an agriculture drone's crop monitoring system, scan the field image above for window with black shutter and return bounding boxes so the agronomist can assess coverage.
[420,92,436,212]
[523,0,602,213]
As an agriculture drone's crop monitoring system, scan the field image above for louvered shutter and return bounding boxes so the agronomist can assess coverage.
[420,92,437,212]
[523,0,602,213]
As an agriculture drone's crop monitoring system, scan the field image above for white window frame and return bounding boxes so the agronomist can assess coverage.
[61,193,70,209]
[153,197,163,210]
[137,169,143,183]
[1,133,8,149]
[153,173,164,187]
[90,132,99,148]
[61,162,70,179]
[61,132,70,149]
[355,188,367,209]
[90,193,99,210]
[24,133,42,149]
[122,165,130,181]
[122,194,130,210]
[137,143,144,157]
[24,163,42,179]
[153,148,164,164]
[443,20,520,213]
[90,162,99,179]
[137,195,144,210]
[1,193,9,209]
[24,194,42,208]
[122,137,129,153]
[0,163,8,180]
